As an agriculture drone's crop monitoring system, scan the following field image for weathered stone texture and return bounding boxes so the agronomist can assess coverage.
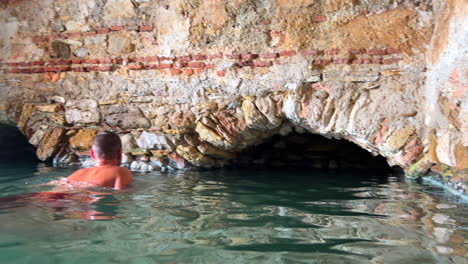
[0,0,466,192]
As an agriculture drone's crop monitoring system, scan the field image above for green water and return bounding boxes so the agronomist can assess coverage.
[0,162,466,264]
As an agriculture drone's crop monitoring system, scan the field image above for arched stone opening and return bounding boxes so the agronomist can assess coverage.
[231,132,394,172]
[0,123,37,162]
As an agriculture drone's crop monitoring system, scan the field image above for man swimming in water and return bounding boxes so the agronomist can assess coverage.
[67,131,132,190]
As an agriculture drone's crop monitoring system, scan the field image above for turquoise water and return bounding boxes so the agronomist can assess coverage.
[0,162,466,264]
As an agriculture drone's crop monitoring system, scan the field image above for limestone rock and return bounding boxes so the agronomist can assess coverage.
[17,104,34,133]
[35,104,62,113]
[242,97,272,131]
[385,127,415,151]
[197,143,235,160]
[105,113,151,129]
[103,0,136,21]
[136,131,174,150]
[454,143,467,170]
[169,111,196,128]
[29,129,46,146]
[120,133,136,153]
[195,122,230,150]
[107,33,134,55]
[102,105,150,129]
[176,145,215,168]
[36,128,65,161]
[65,99,101,126]
[74,47,88,57]
[168,153,191,170]
[69,129,98,150]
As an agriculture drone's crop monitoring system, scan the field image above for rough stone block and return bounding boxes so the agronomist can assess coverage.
[137,131,174,150]
[65,99,101,126]
[69,129,98,150]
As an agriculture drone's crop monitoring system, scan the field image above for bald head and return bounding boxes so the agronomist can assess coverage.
[92,131,122,160]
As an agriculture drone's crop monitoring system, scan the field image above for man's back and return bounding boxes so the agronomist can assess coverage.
[67,165,132,190]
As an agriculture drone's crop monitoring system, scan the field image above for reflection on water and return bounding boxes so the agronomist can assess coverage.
[0,162,467,264]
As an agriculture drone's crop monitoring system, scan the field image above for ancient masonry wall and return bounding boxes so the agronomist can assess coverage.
[0,0,466,193]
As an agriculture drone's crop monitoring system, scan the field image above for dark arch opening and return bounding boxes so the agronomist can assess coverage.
[0,123,38,163]
[232,132,396,172]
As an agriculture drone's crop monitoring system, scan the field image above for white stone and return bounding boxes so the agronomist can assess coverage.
[120,133,136,153]
[103,0,136,21]
[29,129,46,146]
[65,99,101,126]
[136,131,173,150]
[436,132,455,167]
[74,47,88,57]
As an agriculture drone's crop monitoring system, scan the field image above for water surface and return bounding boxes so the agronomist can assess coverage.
[0,162,466,264]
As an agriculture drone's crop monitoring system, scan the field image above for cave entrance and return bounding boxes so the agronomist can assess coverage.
[0,123,37,162]
[232,132,393,172]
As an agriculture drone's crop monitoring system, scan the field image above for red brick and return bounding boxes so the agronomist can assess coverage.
[31,61,45,66]
[96,28,110,34]
[260,53,279,59]
[362,58,372,64]
[32,36,48,43]
[253,61,273,67]
[110,26,124,31]
[348,49,366,55]
[187,62,205,68]
[183,69,193,76]
[83,59,99,64]
[145,64,158,70]
[19,69,32,74]
[205,64,216,69]
[159,56,174,61]
[241,53,259,60]
[72,67,86,72]
[195,68,203,74]
[125,25,139,31]
[386,48,401,54]
[207,54,223,59]
[324,49,340,55]
[367,49,387,55]
[332,58,349,64]
[313,15,327,22]
[59,66,72,71]
[382,58,402,64]
[139,26,154,32]
[174,62,187,68]
[45,67,59,72]
[31,68,45,74]
[157,64,172,69]
[133,57,159,63]
[236,61,254,67]
[83,31,97,37]
[300,49,320,56]
[60,32,81,39]
[176,56,191,62]
[45,61,58,66]
[372,57,382,64]
[170,68,181,76]
[71,59,82,64]
[5,69,21,74]
[314,59,331,65]
[351,58,363,64]
[191,54,207,60]
[57,60,72,65]
[226,54,241,59]
[6,62,19,67]
[216,70,226,77]
[127,64,143,70]
[279,50,297,57]
[18,62,32,67]
[99,58,114,64]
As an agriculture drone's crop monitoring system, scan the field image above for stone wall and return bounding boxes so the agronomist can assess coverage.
[0,0,466,192]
